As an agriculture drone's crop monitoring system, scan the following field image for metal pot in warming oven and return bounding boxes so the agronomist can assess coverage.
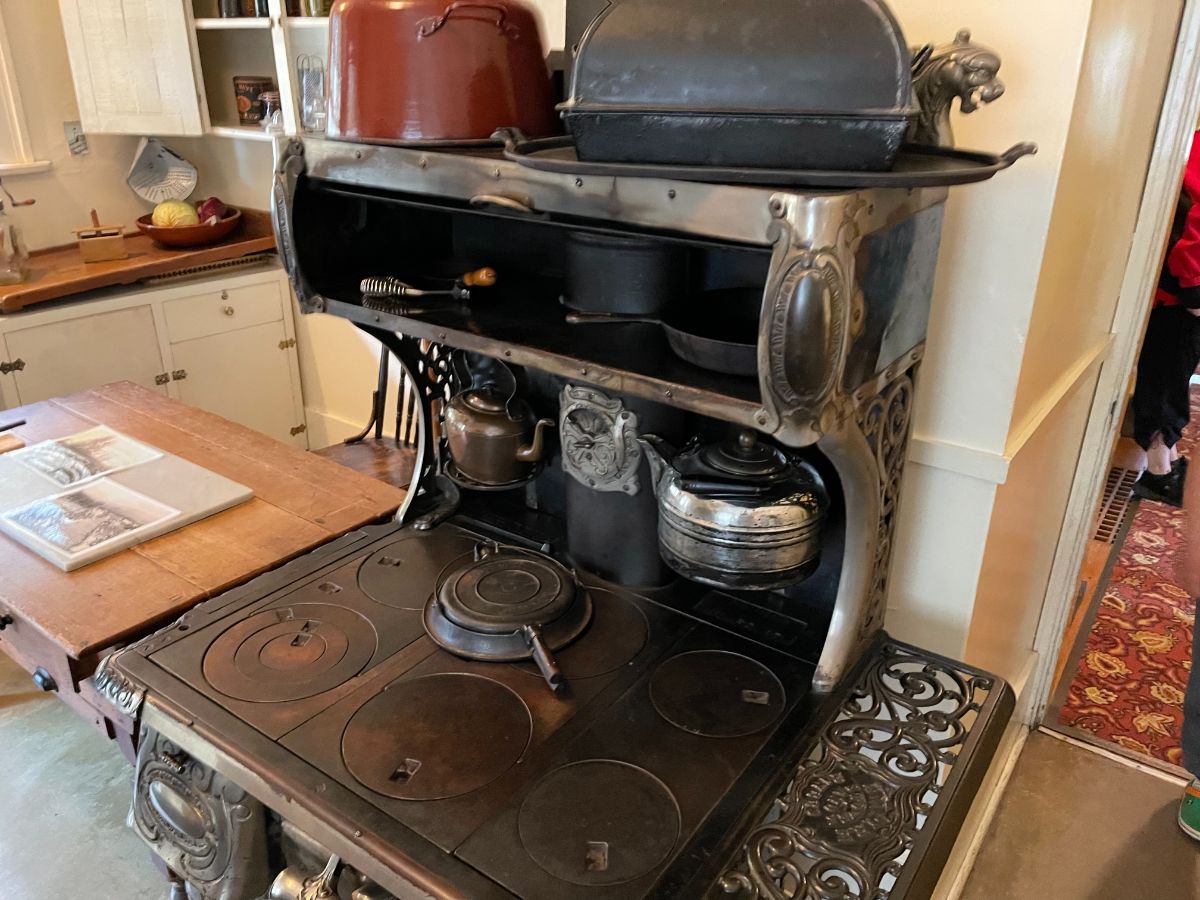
[640,431,828,590]
[563,231,686,315]
[444,387,553,486]
[327,0,559,144]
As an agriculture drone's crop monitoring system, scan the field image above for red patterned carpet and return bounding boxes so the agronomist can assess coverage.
[1057,392,1198,767]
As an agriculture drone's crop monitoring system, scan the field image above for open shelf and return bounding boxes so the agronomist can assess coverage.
[325,292,767,429]
[196,29,279,135]
[283,16,330,29]
[194,17,271,30]
[208,125,277,141]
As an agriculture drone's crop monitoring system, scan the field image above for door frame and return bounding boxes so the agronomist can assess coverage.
[1030,0,1200,722]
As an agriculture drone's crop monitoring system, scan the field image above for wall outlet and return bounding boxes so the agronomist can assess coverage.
[64,121,88,156]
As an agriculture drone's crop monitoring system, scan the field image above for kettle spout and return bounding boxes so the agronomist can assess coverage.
[516,418,554,463]
[637,434,674,497]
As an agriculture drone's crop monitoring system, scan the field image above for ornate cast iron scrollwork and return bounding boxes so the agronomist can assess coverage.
[759,195,868,447]
[713,642,995,900]
[92,653,145,718]
[133,729,270,900]
[909,30,1005,148]
[559,384,643,495]
[856,373,915,641]
[359,328,461,524]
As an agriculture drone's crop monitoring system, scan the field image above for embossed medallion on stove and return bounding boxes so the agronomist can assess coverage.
[424,543,593,691]
[203,603,377,703]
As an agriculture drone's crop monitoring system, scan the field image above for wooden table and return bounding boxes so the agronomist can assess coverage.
[0,382,408,746]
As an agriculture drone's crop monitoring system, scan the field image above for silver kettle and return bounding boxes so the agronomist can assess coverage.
[639,430,828,590]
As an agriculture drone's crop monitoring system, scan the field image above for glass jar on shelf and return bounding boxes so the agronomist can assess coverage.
[260,91,285,134]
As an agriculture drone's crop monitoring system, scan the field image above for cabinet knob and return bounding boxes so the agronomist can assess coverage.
[220,290,229,300]
[222,305,235,316]
[0,614,12,630]
[32,667,57,693]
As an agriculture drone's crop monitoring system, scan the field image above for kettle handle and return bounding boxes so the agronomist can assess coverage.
[417,3,520,39]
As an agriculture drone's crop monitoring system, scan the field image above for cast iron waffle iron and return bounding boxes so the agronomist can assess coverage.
[125,520,819,898]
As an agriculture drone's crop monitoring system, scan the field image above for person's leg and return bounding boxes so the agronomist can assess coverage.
[1133,307,1200,505]
[1147,432,1173,476]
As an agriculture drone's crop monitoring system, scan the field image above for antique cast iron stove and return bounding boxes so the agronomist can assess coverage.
[100,63,1022,896]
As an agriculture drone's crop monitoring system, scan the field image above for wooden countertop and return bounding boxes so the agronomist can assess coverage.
[0,209,276,314]
[0,382,408,660]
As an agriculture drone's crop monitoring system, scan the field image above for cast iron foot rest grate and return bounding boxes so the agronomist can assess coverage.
[665,635,1015,900]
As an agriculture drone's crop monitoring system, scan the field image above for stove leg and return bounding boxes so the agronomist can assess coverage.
[814,372,914,692]
[166,881,188,900]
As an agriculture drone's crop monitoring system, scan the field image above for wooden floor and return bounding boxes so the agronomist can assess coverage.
[313,438,417,488]
[1051,437,1143,690]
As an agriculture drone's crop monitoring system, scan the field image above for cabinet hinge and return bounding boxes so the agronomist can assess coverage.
[0,358,25,375]
[290,424,307,436]
[171,370,188,381]
[279,338,297,350]
[154,373,169,386]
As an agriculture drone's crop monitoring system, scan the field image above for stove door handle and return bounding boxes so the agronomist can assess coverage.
[521,625,565,693]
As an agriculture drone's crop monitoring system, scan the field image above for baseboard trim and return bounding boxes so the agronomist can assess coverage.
[304,406,364,450]
[931,720,1029,900]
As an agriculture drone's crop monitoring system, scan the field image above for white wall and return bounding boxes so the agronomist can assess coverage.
[886,0,1182,696]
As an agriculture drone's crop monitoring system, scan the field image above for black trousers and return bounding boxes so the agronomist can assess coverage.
[1132,305,1200,450]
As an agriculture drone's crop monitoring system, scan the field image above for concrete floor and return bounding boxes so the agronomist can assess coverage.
[961,731,1200,900]
[3,648,1198,900]
[0,652,163,900]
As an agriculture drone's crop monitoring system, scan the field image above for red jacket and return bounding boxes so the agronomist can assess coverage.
[1157,130,1200,309]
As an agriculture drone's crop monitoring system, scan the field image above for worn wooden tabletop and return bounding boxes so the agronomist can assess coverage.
[0,382,408,659]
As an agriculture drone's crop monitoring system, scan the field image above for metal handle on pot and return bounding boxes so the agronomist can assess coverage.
[417,3,520,39]
[680,478,773,497]
[564,311,662,326]
[521,624,565,693]
[469,194,539,216]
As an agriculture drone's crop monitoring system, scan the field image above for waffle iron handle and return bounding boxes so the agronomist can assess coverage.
[521,625,565,693]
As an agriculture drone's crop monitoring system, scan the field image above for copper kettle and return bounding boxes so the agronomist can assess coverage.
[444,387,553,486]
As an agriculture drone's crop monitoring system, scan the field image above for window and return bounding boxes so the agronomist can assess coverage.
[0,7,49,174]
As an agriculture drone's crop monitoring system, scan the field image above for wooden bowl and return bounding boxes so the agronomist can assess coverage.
[136,208,242,248]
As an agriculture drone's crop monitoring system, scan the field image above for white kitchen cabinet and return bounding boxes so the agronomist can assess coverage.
[57,0,205,135]
[2,304,168,404]
[55,0,332,141]
[0,266,308,448]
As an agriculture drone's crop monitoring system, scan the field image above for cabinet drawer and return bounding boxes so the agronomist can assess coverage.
[163,282,283,343]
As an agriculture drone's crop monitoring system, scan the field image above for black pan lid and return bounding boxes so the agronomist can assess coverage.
[569,0,914,117]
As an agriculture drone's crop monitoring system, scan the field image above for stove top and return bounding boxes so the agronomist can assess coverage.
[118,521,818,899]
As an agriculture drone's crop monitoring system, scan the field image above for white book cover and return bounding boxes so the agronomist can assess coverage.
[1,478,179,571]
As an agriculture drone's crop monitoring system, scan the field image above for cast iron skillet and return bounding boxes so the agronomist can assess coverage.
[566,287,760,376]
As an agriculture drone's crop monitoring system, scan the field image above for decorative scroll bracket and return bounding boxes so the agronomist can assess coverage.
[272,139,326,314]
[813,369,916,692]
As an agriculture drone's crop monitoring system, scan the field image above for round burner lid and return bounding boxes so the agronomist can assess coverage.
[203,603,377,703]
[519,760,680,885]
[697,430,789,479]
[342,673,531,801]
[437,548,577,635]
[650,650,786,738]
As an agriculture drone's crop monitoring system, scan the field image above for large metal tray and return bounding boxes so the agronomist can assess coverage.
[502,135,1038,189]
